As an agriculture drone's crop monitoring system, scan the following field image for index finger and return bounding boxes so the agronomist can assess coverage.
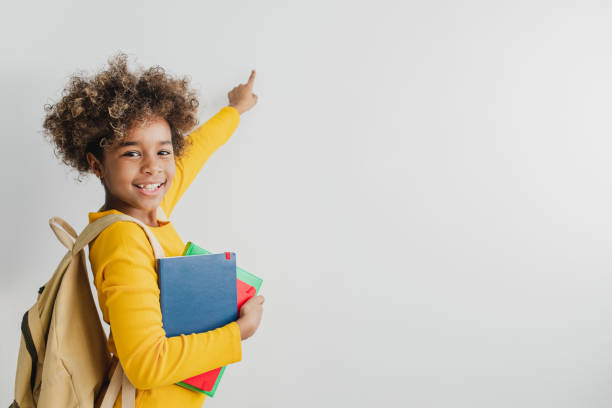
[246,69,256,89]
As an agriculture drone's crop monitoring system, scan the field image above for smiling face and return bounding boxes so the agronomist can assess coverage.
[86,116,176,225]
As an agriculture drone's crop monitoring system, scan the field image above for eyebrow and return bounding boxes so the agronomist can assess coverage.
[119,140,173,147]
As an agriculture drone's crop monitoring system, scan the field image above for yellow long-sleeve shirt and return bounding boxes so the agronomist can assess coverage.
[88,106,242,408]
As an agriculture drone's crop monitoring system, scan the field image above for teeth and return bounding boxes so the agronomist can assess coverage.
[137,183,162,190]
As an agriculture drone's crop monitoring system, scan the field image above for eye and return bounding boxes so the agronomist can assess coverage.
[159,150,172,156]
[123,151,140,157]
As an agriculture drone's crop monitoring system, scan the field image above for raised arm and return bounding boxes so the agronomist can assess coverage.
[160,70,258,218]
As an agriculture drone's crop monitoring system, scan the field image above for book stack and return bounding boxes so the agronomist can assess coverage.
[158,242,263,397]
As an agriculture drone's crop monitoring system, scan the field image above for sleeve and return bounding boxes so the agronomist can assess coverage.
[90,221,242,390]
[161,106,241,218]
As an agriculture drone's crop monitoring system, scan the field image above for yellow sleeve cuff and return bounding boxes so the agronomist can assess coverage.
[227,321,243,363]
[222,105,241,123]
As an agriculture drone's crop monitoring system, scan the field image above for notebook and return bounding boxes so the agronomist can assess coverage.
[176,242,263,397]
[158,252,237,339]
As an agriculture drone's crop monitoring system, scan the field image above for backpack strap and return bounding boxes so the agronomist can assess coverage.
[49,216,78,250]
[49,213,165,259]
[99,357,134,408]
[48,213,166,408]
[71,213,165,259]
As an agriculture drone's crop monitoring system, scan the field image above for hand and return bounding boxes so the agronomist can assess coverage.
[236,295,264,340]
[228,70,258,114]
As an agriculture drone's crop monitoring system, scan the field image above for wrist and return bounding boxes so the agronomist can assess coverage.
[236,317,253,340]
[228,104,243,115]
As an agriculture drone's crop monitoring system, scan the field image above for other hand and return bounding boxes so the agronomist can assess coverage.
[237,295,264,340]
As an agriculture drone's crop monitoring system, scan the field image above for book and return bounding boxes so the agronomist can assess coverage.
[177,242,263,397]
[158,252,238,337]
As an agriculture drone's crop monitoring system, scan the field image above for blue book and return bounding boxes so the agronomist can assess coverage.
[158,252,238,337]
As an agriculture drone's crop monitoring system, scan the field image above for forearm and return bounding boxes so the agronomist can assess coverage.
[114,316,242,390]
[189,106,240,147]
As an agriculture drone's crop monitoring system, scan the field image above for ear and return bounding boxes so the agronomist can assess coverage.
[86,152,104,179]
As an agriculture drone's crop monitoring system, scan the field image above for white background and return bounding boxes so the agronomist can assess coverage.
[2,1,612,406]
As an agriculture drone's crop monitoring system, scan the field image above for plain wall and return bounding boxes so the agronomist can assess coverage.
[2,1,612,406]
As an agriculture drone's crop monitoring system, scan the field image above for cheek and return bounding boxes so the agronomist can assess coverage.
[104,162,136,191]
[166,161,177,182]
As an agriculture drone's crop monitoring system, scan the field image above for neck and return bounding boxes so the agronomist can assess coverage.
[102,198,160,228]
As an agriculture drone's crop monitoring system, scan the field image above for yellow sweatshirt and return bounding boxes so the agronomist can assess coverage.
[88,107,242,408]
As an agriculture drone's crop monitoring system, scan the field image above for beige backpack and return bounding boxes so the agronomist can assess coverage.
[11,214,165,408]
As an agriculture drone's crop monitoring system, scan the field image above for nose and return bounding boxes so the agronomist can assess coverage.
[141,154,163,175]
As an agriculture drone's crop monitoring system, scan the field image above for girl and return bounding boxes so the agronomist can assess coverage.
[42,53,264,407]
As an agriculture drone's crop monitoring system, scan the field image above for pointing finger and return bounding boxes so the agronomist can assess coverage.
[247,69,256,89]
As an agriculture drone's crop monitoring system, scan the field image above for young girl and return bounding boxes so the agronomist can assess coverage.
[42,53,264,407]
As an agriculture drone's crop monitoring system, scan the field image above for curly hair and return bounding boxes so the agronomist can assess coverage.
[43,52,200,178]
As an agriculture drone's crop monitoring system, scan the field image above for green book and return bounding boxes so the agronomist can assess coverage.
[176,241,262,397]
[183,242,262,294]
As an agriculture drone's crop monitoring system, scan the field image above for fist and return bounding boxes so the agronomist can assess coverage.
[237,295,264,340]
[228,70,258,114]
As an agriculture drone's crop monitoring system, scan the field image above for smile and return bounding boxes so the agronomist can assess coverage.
[134,181,166,195]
